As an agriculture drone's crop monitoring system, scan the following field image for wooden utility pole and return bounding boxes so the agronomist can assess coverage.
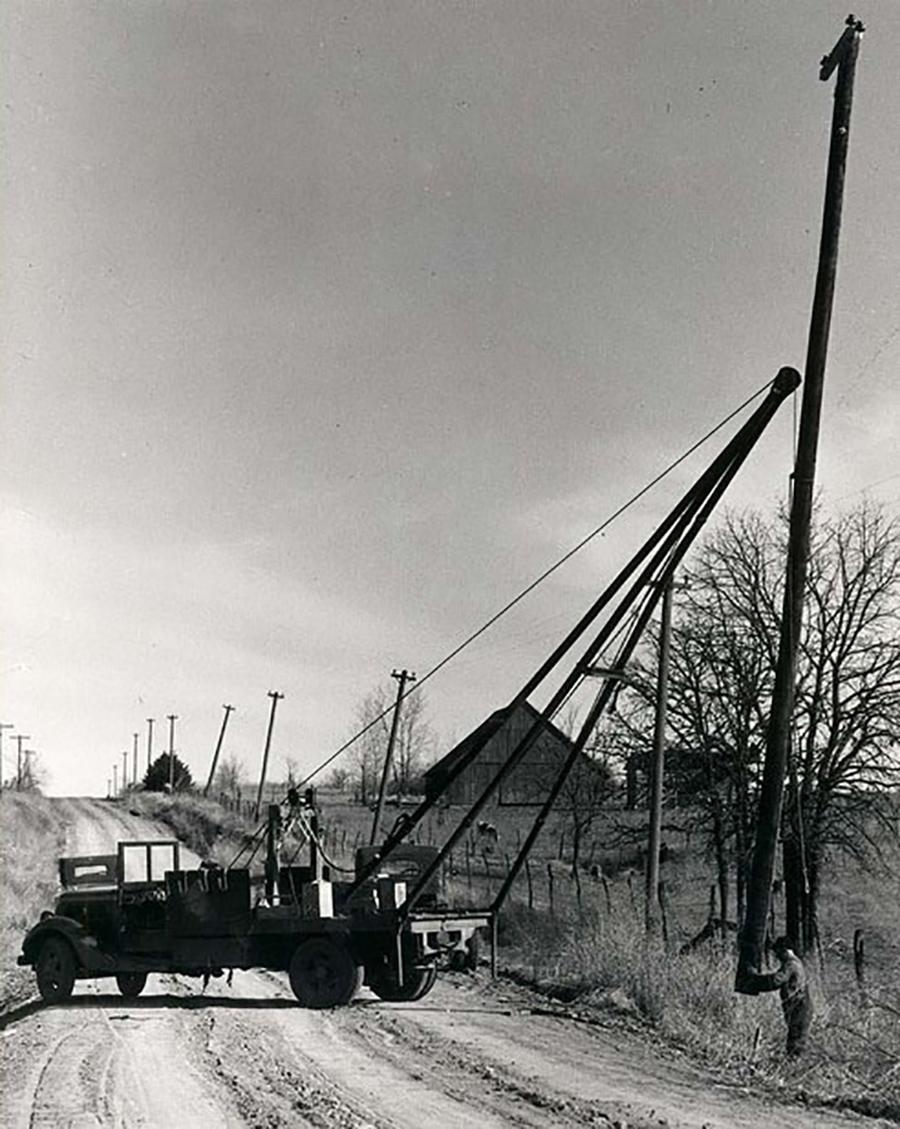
[370,669,416,846]
[737,16,864,986]
[204,704,235,797]
[146,718,155,774]
[645,576,673,933]
[0,723,13,793]
[167,715,178,791]
[122,750,129,792]
[132,733,139,788]
[113,762,118,796]
[255,692,283,820]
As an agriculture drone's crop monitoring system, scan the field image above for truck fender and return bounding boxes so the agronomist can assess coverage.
[19,916,111,973]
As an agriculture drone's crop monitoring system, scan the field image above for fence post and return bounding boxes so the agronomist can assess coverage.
[658,880,670,949]
[547,862,555,917]
[601,870,612,915]
[525,857,534,909]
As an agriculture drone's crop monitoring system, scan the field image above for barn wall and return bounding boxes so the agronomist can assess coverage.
[441,712,569,806]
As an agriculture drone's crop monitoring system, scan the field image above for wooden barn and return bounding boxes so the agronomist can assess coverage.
[424,700,585,807]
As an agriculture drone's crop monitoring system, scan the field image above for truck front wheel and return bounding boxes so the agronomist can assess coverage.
[115,972,148,998]
[289,938,359,1008]
[36,937,77,1004]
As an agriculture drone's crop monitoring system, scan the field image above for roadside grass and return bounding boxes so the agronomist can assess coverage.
[125,791,253,863]
[0,793,67,1010]
[494,858,900,1122]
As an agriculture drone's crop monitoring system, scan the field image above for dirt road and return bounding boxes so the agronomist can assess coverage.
[0,799,887,1128]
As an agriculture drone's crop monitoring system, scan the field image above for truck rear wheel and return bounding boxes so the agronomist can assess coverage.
[369,963,437,1002]
[289,938,359,1008]
[36,937,76,1004]
[115,972,148,998]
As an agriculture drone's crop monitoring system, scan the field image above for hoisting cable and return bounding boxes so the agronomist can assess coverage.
[298,376,777,790]
[366,369,801,910]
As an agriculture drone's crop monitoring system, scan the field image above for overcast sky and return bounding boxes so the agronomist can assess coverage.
[2,2,898,796]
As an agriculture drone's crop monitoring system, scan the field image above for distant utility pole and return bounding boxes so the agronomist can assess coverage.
[122,750,129,793]
[645,575,674,933]
[0,723,14,793]
[370,669,416,846]
[107,778,111,799]
[132,733,139,788]
[113,763,118,796]
[204,704,235,797]
[255,692,283,821]
[167,715,178,791]
[12,734,30,791]
[146,718,155,774]
[738,16,865,987]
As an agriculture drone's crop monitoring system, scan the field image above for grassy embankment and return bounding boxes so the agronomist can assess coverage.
[0,793,68,1010]
[126,790,253,863]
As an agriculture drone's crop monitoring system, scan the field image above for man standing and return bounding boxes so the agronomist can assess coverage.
[752,935,813,1056]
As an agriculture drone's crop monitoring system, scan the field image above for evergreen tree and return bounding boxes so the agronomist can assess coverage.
[143,752,193,792]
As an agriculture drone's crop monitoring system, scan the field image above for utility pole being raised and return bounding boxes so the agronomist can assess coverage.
[645,576,673,933]
[737,15,864,987]
[167,715,178,791]
[204,704,235,797]
[370,669,417,846]
[0,723,14,793]
[255,692,283,820]
[146,718,155,774]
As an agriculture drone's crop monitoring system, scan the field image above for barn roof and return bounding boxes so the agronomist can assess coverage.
[424,700,573,786]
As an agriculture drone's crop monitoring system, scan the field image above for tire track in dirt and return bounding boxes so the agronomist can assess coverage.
[4,981,241,1129]
[198,968,517,1129]
[355,975,891,1129]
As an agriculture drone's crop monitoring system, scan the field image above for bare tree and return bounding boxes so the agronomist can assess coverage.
[283,755,299,788]
[557,706,617,882]
[326,765,350,791]
[618,503,900,952]
[214,755,243,803]
[349,683,436,805]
